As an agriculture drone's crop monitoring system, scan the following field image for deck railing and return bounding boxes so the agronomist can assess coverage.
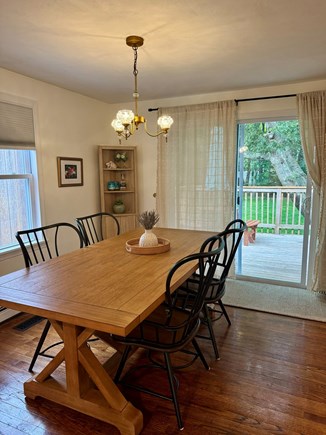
[242,186,306,234]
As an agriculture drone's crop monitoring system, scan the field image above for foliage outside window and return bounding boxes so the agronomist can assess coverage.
[239,120,308,236]
[242,120,306,186]
[0,149,40,252]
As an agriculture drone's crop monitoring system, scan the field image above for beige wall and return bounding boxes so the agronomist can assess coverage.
[0,68,112,274]
[1,66,326,276]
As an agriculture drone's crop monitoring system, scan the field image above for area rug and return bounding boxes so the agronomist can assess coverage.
[224,279,326,322]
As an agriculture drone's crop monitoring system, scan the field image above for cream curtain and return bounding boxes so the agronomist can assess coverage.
[297,91,326,293]
[156,100,237,232]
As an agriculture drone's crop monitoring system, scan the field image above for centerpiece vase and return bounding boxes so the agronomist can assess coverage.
[139,229,158,247]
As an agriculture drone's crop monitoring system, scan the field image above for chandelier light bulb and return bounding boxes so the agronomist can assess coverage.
[111,118,124,133]
[158,115,174,130]
[116,109,135,126]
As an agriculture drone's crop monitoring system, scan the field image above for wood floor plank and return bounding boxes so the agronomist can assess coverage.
[0,308,325,434]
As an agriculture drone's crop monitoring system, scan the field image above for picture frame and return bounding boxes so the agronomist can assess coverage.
[57,157,83,187]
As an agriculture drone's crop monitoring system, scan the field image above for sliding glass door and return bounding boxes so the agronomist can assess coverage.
[235,119,311,287]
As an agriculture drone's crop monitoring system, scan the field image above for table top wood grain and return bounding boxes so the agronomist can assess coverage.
[0,227,216,336]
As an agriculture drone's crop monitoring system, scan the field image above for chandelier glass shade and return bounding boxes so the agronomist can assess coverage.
[111,36,173,143]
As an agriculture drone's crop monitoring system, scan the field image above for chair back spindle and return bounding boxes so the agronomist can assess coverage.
[16,222,84,268]
[76,212,120,246]
[200,219,247,300]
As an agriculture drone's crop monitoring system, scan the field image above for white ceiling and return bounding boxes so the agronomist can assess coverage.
[1,0,326,104]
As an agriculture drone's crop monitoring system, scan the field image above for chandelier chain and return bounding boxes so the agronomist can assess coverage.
[133,47,138,77]
[132,47,139,114]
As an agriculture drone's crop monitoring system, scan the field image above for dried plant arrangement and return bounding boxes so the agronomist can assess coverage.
[138,210,159,230]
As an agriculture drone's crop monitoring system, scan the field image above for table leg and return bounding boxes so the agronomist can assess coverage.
[24,321,143,435]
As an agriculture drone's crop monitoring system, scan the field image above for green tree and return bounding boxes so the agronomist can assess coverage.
[243,121,306,187]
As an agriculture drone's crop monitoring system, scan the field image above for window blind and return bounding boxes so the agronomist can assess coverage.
[0,101,35,148]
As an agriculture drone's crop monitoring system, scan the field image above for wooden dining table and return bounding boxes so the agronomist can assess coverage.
[0,227,216,435]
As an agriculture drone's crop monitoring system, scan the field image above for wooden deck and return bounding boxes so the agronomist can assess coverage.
[238,233,304,284]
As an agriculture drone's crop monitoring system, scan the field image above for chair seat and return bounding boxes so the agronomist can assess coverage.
[113,302,201,352]
[184,274,226,302]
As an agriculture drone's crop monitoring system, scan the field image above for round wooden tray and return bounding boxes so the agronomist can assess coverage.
[126,237,170,255]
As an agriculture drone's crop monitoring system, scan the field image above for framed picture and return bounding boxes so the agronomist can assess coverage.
[57,157,83,187]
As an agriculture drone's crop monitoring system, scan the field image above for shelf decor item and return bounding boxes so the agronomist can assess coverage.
[120,173,127,190]
[138,210,159,247]
[105,161,117,169]
[113,199,125,214]
[107,181,120,190]
[114,151,128,167]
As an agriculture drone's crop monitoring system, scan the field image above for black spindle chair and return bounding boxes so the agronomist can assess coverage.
[76,212,120,246]
[174,219,246,360]
[15,222,84,371]
[111,235,225,431]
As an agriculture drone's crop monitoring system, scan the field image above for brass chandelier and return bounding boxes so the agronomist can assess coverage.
[111,35,173,143]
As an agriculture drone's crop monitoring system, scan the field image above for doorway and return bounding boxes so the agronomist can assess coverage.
[236,119,311,287]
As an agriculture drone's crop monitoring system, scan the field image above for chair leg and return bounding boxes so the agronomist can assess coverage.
[218,300,231,325]
[164,352,184,431]
[114,345,132,383]
[203,304,220,360]
[192,338,210,370]
[29,319,51,372]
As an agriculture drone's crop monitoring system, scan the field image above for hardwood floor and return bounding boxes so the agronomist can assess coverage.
[0,307,325,434]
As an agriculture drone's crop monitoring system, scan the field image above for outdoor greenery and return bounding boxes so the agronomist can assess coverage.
[242,120,306,186]
[240,120,307,235]
[243,194,304,235]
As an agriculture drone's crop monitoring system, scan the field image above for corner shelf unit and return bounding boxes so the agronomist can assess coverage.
[99,145,138,237]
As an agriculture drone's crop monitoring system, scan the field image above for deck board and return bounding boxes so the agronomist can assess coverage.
[238,233,304,283]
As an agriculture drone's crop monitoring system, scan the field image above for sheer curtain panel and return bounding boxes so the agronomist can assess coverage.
[157,101,237,232]
[297,91,326,293]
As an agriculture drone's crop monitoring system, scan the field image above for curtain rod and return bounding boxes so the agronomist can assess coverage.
[235,94,296,105]
[149,93,296,110]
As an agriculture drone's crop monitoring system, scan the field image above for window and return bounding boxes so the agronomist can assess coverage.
[0,101,41,253]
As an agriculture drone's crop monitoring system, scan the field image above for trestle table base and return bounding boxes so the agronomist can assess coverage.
[23,320,143,435]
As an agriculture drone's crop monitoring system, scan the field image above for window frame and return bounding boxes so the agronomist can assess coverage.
[0,94,42,255]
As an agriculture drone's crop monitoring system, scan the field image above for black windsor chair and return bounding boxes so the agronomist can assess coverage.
[174,219,246,360]
[111,235,225,431]
[15,222,84,372]
[76,212,120,246]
